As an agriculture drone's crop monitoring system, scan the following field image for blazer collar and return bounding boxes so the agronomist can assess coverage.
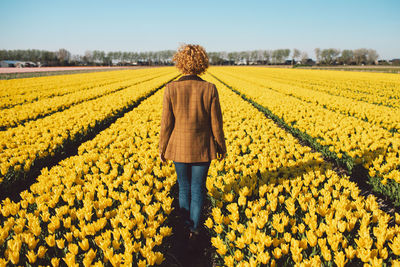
[177,74,204,82]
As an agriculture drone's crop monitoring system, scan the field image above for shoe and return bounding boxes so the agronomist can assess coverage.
[177,208,193,231]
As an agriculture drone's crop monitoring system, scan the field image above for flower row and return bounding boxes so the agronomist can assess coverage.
[208,67,400,205]
[0,83,179,266]
[0,69,149,109]
[0,69,179,188]
[201,72,400,266]
[0,68,173,129]
[213,67,399,132]
[226,67,400,108]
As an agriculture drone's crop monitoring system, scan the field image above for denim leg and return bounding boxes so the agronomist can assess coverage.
[189,162,210,231]
[173,161,191,225]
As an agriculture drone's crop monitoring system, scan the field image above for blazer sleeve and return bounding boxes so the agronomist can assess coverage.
[210,84,227,154]
[159,84,174,155]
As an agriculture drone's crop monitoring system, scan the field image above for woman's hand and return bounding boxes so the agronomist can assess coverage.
[159,153,166,163]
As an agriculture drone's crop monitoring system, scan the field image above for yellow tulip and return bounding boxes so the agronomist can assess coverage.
[369,256,383,267]
[79,238,90,251]
[204,217,214,229]
[272,247,282,259]
[82,249,97,267]
[257,251,270,265]
[25,234,39,250]
[395,213,400,225]
[232,250,243,262]
[224,255,235,267]
[26,250,37,264]
[280,243,289,255]
[321,245,332,261]
[214,224,223,234]
[51,258,60,267]
[63,252,78,267]
[36,246,47,259]
[56,238,65,249]
[45,234,56,247]
[68,243,79,255]
[389,234,400,256]
[333,251,347,267]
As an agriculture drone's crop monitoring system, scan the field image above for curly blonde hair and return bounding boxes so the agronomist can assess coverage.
[172,44,209,75]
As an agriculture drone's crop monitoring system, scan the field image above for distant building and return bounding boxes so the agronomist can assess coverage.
[0,60,38,67]
[24,61,37,67]
[390,59,400,65]
[0,60,21,67]
[284,59,294,65]
[235,59,247,65]
[302,58,316,65]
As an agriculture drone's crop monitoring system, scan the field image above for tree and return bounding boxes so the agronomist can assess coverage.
[300,52,308,64]
[70,54,82,65]
[283,49,290,62]
[250,50,258,63]
[255,50,264,63]
[219,51,228,63]
[353,48,368,65]
[314,48,321,64]
[227,52,236,65]
[57,48,71,65]
[0,50,7,60]
[271,49,289,64]
[43,51,57,65]
[105,52,114,65]
[208,52,224,65]
[263,50,271,64]
[292,49,301,65]
[320,48,340,65]
[122,51,130,63]
[115,51,122,62]
[92,50,105,65]
[148,51,154,65]
[83,50,93,65]
[271,50,278,64]
[367,49,379,64]
[340,49,354,65]
[244,51,251,65]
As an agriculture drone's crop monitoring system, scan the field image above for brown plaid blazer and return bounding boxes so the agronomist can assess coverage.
[159,74,226,163]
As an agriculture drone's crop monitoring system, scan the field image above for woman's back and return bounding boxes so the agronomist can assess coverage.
[160,73,224,163]
[168,75,214,131]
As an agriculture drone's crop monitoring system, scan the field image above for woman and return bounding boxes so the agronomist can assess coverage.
[158,44,226,246]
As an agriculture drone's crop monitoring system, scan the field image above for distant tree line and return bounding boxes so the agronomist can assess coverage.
[208,49,293,65]
[0,47,391,67]
[0,49,175,66]
[209,48,382,65]
[314,48,379,65]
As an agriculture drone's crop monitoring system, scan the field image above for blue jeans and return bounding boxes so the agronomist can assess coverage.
[173,161,211,232]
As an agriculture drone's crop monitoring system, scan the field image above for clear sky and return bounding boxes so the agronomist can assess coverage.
[1,0,399,59]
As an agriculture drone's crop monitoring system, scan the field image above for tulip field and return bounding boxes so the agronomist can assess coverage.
[0,66,400,266]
